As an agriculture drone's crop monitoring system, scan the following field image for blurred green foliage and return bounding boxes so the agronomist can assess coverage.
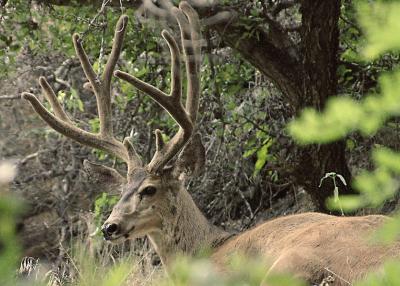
[0,196,22,285]
[358,1,400,60]
[68,242,133,286]
[159,254,305,286]
[289,69,400,144]
[0,162,22,286]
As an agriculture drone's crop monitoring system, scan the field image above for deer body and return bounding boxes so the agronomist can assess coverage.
[213,213,398,284]
[21,2,400,285]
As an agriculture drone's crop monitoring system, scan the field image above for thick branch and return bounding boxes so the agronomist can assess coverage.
[0,95,21,100]
[299,0,340,110]
[217,24,301,109]
[272,0,299,17]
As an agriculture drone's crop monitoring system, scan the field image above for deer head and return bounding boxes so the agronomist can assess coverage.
[21,2,217,250]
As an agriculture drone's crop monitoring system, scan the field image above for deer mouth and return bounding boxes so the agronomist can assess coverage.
[106,225,136,243]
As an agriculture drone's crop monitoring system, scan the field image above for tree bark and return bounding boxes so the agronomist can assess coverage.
[294,0,354,210]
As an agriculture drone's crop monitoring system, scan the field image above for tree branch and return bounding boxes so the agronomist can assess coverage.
[0,95,21,100]
[217,23,301,109]
[272,0,299,17]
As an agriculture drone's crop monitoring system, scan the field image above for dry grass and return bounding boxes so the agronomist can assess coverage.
[17,212,163,286]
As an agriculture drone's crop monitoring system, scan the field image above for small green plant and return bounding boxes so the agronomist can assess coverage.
[93,192,119,231]
[319,172,347,215]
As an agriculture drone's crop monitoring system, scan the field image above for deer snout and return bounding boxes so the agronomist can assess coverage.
[101,222,120,240]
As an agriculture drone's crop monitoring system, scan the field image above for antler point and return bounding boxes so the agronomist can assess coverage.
[38,76,47,86]
[179,1,189,9]
[21,92,34,100]
[117,14,129,29]
[72,33,80,41]
[171,6,180,14]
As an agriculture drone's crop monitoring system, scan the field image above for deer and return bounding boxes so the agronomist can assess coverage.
[21,2,400,285]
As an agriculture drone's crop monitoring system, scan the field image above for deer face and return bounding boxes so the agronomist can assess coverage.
[84,134,205,242]
[102,171,174,242]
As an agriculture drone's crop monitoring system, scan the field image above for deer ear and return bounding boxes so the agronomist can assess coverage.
[83,160,126,186]
[172,133,205,180]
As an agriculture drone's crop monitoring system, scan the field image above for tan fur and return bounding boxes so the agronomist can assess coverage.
[213,212,399,285]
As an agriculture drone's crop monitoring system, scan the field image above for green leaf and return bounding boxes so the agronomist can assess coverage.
[336,174,347,186]
[358,2,400,59]
[243,147,257,158]
[253,140,273,177]
[333,186,339,203]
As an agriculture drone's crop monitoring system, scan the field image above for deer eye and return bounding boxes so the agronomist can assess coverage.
[140,186,157,197]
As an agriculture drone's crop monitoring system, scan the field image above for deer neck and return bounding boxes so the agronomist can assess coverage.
[147,185,230,270]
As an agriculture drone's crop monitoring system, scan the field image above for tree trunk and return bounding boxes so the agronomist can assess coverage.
[294,0,354,211]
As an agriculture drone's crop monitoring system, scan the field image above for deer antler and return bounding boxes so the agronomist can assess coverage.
[22,2,201,175]
[22,15,143,173]
[115,1,201,173]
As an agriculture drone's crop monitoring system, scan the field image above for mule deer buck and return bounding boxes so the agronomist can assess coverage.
[22,2,400,285]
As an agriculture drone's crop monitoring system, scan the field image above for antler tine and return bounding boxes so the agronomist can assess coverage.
[114,29,192,133]
[175,2,201,123]
[115,2,201,173]
[73,15,128,139]
[21,90,128,161]
[103,15,128,92]
[38,76,73,124]
[180,2,201,73]
[72,34,101,96]
[162,30,182,101]
[114,30,184,109]
[22,15,144,171]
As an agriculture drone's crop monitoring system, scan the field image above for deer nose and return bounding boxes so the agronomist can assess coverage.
[102,223,120,239]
